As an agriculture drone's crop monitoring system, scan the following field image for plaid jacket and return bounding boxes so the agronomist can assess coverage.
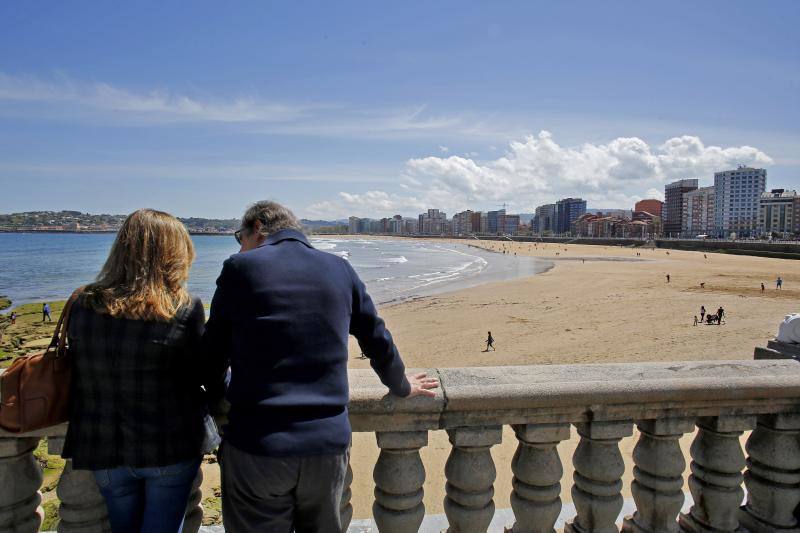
[62,295,225,470]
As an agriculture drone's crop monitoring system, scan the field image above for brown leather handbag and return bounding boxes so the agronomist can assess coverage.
[0,289,83,433]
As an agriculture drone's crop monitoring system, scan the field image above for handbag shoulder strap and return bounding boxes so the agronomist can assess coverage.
[47,287,85,359]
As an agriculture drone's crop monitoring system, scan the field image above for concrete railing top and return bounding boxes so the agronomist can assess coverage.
[349,359,800,431]
[4,359,800,438]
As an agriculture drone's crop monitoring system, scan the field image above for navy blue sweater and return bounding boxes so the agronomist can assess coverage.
[204,229,410,456]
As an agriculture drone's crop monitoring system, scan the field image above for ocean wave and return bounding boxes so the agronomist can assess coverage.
[382,256,408,263]
[313,241,338,250]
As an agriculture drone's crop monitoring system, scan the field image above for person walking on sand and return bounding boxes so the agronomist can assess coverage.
[42,302,52,322]
[10,312,16,325]
[485,331,495,352]
[717,306,725,324]
[700,306,706,322]
[666,274,670,283]
[206,201,438,532]
[777,277,783,290]
[761,282,765,293]
[693,315,699,326]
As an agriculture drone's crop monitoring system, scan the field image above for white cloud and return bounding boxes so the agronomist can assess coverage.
[0,72,505,139]
[0,72,308,123]
[439,145,449,153]
[309,131,773,217]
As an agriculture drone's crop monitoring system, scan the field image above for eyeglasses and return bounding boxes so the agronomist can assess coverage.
[234,229,243,245]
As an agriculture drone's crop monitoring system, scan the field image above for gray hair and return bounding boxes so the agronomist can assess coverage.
[241,200,303,237]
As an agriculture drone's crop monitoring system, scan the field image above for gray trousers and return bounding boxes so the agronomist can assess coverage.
[220,441,349,533]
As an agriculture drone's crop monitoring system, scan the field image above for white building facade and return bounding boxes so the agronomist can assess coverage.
[713,167,767,238]
[759,189,798,237]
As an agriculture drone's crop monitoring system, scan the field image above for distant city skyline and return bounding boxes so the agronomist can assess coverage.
[1,2,798,219]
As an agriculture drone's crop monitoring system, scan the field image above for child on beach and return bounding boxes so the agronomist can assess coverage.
[485,331,495,352]
[693,315,699,326]
[777,277,783,290]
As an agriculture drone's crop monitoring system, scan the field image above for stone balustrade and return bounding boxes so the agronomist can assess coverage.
[4,357,800,532]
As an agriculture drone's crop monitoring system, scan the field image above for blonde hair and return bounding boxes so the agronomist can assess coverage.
[84,209,195,322]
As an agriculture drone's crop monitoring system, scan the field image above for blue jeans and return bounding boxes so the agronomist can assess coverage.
[93,458,202,533]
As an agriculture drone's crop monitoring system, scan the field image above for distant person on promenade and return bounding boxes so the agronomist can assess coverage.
[485,331,495,351]
[61,209,227,533]
[700,306,706,322]
[205,201,438,532]
[717,306,725,324]
[777,277,783,290]
[42,302,52,322]
[9,312,16,325]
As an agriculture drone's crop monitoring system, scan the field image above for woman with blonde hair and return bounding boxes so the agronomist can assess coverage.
[61,209,226,533]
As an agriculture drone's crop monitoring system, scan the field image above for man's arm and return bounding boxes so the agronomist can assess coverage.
[201,258,236,401]
[347,262,412,398]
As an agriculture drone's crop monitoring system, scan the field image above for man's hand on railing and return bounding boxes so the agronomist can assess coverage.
[406,372,440,398]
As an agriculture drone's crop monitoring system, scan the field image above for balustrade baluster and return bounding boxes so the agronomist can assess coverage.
[373,431,428,533]
[679,415,755,532]
[340,460,353,530]
[47,437,110,533]
[509,423,569,533]
[444,426,502,533]
[0,437,43,533]
[566,420,632,533]
[622,418,694,533]
[738,413,800,531]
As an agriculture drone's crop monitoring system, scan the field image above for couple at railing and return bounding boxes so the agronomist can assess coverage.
[58,201,440,533]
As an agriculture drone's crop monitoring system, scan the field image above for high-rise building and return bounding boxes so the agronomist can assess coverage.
[487,209,505,234]
[388,214,404,234]
[759,189,798,237]
[470,212,482,233]
[348,216,360,234]
[533,204,556,234]
[503,214,521,235]
[682,186,715,237]
[634,199,663,217]
[714,167,767,238]
[555,198,587,234]
[451,210,474,235]
[663,179,698,236]
[418,209,447,235]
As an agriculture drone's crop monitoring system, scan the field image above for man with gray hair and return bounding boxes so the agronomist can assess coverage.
[205,200,438,532]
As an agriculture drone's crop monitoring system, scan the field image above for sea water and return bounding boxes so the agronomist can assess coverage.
[0,233,549,308]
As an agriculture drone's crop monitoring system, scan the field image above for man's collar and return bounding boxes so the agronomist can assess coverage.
[259,228,313,248]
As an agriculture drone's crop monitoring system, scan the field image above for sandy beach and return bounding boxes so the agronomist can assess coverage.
[337,239,798,521]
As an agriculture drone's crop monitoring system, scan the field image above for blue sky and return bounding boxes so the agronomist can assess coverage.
[1,1,798,219]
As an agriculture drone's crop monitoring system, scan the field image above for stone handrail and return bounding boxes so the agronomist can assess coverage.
[3,358,800,531]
